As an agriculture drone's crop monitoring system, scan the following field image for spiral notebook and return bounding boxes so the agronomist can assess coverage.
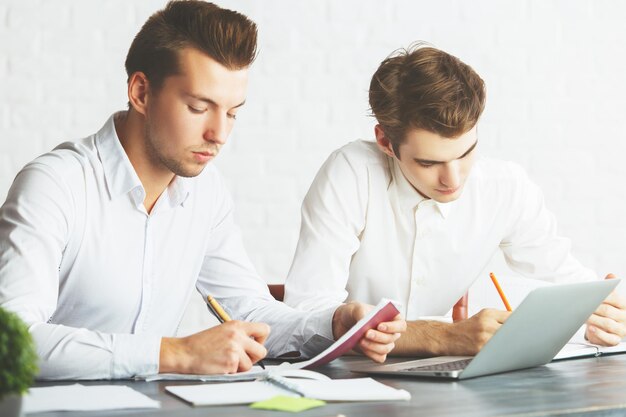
[165,377,410,406]
[554,341,626,360]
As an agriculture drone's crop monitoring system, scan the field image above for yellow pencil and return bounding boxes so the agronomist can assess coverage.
[489,272,512,311]
[207,295,232,322]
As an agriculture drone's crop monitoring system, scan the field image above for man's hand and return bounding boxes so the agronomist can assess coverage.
[443,308,511,355]
[332,301,406,363]
[585,274,626,346]
[159,321,270,374]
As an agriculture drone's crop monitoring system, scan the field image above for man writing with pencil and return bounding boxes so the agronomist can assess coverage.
[284,43,626,356]
[0,1,405,380]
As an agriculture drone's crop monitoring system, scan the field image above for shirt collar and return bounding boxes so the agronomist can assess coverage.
[95,112,190,209]
[389,156,454,219]
[167,176,191,208]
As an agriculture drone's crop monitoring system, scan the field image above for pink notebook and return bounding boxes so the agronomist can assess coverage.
[293,298,401,369]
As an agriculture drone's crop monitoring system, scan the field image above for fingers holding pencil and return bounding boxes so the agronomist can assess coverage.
[207,295,267,369]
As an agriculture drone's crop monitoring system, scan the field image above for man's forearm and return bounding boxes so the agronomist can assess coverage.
[391,320,454,356]
[392,309,510,357]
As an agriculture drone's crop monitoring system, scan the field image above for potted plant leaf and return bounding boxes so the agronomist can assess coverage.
[0,307,38,417]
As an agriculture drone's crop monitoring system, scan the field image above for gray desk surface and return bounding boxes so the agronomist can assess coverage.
[32,354,626,417]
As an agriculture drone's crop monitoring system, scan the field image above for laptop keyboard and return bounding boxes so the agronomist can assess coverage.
[405,358,472,372]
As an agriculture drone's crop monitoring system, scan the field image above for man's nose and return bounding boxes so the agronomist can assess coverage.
[440,161,460,189]
[203,113,228,145]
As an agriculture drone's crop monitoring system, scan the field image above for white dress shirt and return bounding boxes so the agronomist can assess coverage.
[284,140,596,319]
[0,113,335,380]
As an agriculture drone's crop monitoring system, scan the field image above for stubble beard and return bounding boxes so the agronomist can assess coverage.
[144,120,206,178]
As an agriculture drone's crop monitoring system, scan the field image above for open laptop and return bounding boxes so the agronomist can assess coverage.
[354,279,619,380]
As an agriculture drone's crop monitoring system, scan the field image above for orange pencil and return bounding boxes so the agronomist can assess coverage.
[489,272,512,311]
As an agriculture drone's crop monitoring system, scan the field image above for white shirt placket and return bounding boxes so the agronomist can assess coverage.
[134,203,155,333]
[407,200,437,318]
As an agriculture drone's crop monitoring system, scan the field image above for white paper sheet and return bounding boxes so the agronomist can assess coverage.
[23,384,160,413]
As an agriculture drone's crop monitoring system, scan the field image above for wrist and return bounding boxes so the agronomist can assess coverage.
[437,321,460,355]
[159,337,188,374]
[331,306,342,340]
[331,303,349,340]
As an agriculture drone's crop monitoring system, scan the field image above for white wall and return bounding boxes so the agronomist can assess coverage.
[1,1,625,323]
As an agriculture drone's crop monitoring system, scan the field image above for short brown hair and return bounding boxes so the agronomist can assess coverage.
[369,44,486,156]
[125,0,257,90]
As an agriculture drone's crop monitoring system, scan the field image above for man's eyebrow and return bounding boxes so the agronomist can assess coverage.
[413,140,478,164]
[186,93,246,109]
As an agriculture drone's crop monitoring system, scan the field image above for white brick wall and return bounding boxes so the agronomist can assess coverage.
[2,1,626,324]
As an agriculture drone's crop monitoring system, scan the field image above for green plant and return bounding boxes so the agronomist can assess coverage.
[0,307,38,400]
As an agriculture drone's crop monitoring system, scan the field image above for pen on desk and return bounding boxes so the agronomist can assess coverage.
[207,295,266,370]
[263,374,306,397]
[489,272,512,311]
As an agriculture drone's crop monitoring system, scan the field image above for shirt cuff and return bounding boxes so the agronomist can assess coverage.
[318,306,338,340]
[111,333,161,378]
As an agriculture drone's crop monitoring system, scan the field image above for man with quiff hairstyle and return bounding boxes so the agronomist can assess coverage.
[285,44,626,356]
[0,0,405,379]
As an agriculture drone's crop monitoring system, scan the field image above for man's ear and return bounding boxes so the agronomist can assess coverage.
[374,124,396,158]
[127,72,150,116]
